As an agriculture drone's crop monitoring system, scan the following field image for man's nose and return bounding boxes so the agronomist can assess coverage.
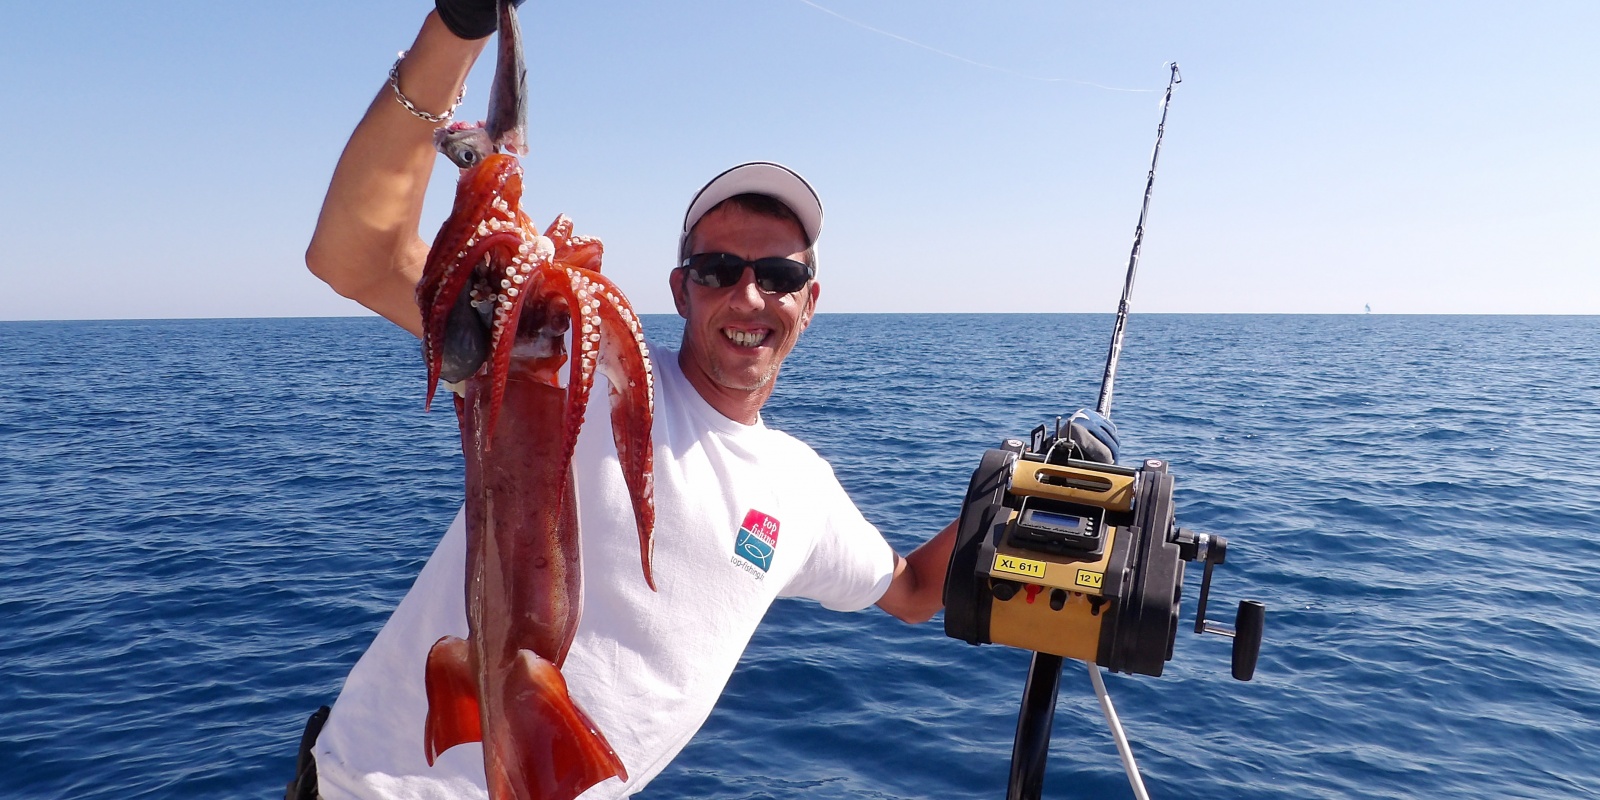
[725,266,765,312]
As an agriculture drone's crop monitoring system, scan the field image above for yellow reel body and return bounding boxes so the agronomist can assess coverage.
[944,439,1189,677]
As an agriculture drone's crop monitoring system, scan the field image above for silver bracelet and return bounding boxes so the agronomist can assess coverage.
[388,51,465,124]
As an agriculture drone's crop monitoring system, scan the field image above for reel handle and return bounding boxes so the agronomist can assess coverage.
[1232,601,1265,681]
[1182,529,1266,681]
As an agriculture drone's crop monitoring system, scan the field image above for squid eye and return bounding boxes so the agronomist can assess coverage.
[458,149,478,165]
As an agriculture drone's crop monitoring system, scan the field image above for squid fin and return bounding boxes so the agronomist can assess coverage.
[489,650,627,800]
[423,635,482,765]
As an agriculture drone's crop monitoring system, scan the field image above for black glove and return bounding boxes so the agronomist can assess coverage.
[435,0,525,40]
[1066,408,1119,465]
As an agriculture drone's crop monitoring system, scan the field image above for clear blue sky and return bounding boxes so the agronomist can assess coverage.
[2,1,1595,319]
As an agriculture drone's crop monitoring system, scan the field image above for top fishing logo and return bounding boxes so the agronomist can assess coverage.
[731,509,780,578]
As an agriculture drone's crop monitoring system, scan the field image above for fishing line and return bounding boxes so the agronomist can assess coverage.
[792,0,1157,92]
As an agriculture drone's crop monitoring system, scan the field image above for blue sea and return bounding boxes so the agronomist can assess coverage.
[2,314,1597,799]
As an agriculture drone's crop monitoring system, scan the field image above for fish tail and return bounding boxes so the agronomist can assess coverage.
[486,0,527,156]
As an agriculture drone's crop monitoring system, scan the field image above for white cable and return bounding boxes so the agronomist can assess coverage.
[1088,662,1151,800]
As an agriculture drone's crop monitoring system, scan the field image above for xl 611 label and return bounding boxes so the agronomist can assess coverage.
[993,553,1046,580]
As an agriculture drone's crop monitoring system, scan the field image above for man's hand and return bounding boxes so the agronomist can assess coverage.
[435,0,526,40]
[1066,408,1119,464]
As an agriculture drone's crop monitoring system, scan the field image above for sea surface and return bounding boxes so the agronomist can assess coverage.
[2,314,1597,800]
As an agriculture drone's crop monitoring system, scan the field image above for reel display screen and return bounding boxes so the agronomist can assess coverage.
[1021,508,1090,535]
[1012,497,1106,555]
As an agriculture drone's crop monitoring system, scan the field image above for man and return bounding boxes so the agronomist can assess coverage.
[293,5,962,798]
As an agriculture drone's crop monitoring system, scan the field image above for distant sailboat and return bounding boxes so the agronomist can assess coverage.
[1364,303,1372,314]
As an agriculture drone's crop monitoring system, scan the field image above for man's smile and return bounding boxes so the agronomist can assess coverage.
[722,327,771,348]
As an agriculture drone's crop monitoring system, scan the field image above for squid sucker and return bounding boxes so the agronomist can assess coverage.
[414,3,655,799]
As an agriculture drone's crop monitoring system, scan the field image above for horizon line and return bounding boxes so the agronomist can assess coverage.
[3,311,1597,324]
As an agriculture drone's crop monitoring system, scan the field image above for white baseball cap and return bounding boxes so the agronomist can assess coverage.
[680,162,824,253]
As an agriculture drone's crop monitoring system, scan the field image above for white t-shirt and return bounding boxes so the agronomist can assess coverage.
[313,344,897,799]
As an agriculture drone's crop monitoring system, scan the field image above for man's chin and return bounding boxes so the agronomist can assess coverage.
[709,360,776,394]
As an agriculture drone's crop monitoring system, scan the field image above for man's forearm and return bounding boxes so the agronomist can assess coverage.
[876,519,958,624]
[305,12,487,338]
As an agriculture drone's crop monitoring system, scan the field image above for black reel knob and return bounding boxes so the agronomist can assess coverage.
[1232,600,1265,681]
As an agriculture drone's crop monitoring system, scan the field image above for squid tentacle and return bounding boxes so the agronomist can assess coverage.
[562,276,599,493]
[473,235,557,446]
[580,269,657,590]
[421,230,528,410]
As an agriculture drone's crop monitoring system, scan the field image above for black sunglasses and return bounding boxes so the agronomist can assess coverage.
[681,253,814,294]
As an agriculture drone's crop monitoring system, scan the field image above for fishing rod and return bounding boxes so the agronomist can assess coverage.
[941,63,1265,800]
[1097,62,1180,419]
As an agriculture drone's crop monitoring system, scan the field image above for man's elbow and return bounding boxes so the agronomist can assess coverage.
[879,588,944,625]
[306,237,427,338]
[890,604,941,625]
[305,239,359,299]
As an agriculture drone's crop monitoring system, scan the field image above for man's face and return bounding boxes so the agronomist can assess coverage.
[671,203,820,420]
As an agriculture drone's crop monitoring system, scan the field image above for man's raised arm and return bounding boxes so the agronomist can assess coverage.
[305,12,487,338]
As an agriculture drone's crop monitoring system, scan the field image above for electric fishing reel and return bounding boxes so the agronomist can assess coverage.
[943,419,1264,681]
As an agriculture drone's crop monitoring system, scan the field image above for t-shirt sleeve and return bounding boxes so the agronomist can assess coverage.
[778,464,897,612]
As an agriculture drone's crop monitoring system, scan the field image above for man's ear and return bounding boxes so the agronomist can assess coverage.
[670,268,690,319]
[800,280,821,329]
